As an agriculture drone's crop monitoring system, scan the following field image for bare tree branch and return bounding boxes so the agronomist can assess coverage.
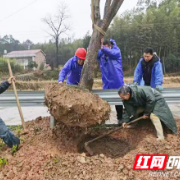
[59,25,71,35]
[91,0,95,23]
[42,2,70,67]
[104,0,112,18]
[94,0,101,22]
[100,0,124,32]
[42,16,57,35]
[108,0,124,20]
[49,17,58,34]
[91,0,101,23]
[44,30,56,39]
[57,16,63,33]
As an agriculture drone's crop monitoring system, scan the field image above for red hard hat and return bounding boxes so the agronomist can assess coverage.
[75,48,87,60]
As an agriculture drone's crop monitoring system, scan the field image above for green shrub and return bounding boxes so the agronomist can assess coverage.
[44,70,59,80]
[164,53,180,73]
[0,58,24,74]
[28,60,38,70]
[39,63,45,70]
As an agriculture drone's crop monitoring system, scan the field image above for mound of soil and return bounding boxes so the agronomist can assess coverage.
[45,84,111,127]
[0,117,180,180]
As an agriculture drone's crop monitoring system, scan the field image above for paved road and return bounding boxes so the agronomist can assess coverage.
[0,106,50,125]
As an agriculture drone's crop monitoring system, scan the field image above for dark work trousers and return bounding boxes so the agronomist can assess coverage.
[0,118,20,148]
[115,105,123,121]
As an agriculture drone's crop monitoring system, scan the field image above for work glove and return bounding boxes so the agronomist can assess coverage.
[122,115,135,129]
[119,115,133,127]
[142,115,149,119]
[122,123,127,128]
[156,85,163,91]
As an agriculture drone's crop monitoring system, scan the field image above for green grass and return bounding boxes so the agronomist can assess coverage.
[7,125,23,132]
[0,158,8,167]
[11,145,19,156]
[0,140,6,148]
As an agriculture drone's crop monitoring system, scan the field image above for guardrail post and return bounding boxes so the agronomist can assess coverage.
[50,115,56,129]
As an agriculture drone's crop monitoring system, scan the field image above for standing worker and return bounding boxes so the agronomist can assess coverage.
[58,48,87,85]
[133,47,163,91]
[0,77,20,148]
[118,85,177,140]
[97,38,124,122]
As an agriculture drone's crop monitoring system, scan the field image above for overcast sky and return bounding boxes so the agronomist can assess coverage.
[0,0,138,43]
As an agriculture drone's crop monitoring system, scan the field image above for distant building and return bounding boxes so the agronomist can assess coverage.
[4,49,46,70]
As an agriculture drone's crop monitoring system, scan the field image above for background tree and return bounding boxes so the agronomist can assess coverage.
[106,0,180,75]
[82,32,91,49]
[42,2,70,68]
[1,0,180,76]
[23,39,33,50]
[0,35,25,56]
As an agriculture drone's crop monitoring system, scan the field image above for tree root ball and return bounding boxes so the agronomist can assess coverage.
[45,84,111,127]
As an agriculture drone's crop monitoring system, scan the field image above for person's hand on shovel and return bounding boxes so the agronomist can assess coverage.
[122,115,135,128]
[101,38,104,49]
[142,115,149,119]
[123,115,149,128]
[122,122,135,129]
[122,123,128,128]
[8,76,15,84]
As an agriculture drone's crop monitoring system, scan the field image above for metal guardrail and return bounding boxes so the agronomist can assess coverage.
[0,88,180,107]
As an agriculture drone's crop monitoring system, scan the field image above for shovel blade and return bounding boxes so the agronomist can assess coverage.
[84,142,94,156]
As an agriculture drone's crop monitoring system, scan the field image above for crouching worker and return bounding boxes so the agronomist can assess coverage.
[118,85,177,140]
[0,77,20,148]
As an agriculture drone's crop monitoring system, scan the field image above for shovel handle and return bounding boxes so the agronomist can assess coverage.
[7,59,26,130]
[85,116,144,146]
[126,116,144,125]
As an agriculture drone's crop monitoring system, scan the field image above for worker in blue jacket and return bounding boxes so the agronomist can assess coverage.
[97,38,124,89]
[58,48,87,85]
[97,38,124,122]
[0,76,20,148]
[133,47,163,91]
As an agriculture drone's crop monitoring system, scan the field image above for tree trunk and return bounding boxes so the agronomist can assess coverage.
[56,37,59,67]
[80,30,103,90]
[159,46,162,58]
[80,0,124,91]
[163,48,166,75]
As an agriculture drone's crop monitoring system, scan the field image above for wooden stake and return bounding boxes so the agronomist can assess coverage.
[7,59,26,130]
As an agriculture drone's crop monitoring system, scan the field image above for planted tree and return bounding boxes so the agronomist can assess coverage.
[80,0,124,90]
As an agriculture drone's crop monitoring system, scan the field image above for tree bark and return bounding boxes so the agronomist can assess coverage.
[80,0,124,91]
[56,37,59,67]
[163,48,166,75]
[159,46,162,58]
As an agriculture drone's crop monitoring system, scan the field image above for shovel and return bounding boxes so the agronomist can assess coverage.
[7,59,27,131]
[84,116,144,156]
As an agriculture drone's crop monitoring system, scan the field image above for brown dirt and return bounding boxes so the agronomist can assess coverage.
[45,84,111,127]
[0,117,180,180]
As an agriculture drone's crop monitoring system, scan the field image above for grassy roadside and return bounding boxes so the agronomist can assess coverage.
[1,76,180,91]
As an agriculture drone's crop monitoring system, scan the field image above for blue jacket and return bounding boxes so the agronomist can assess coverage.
[0,81,20,148]
[134,57,163,88]
[58,56,83,85]
[0,81,10,94]
[97,39,124,89]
